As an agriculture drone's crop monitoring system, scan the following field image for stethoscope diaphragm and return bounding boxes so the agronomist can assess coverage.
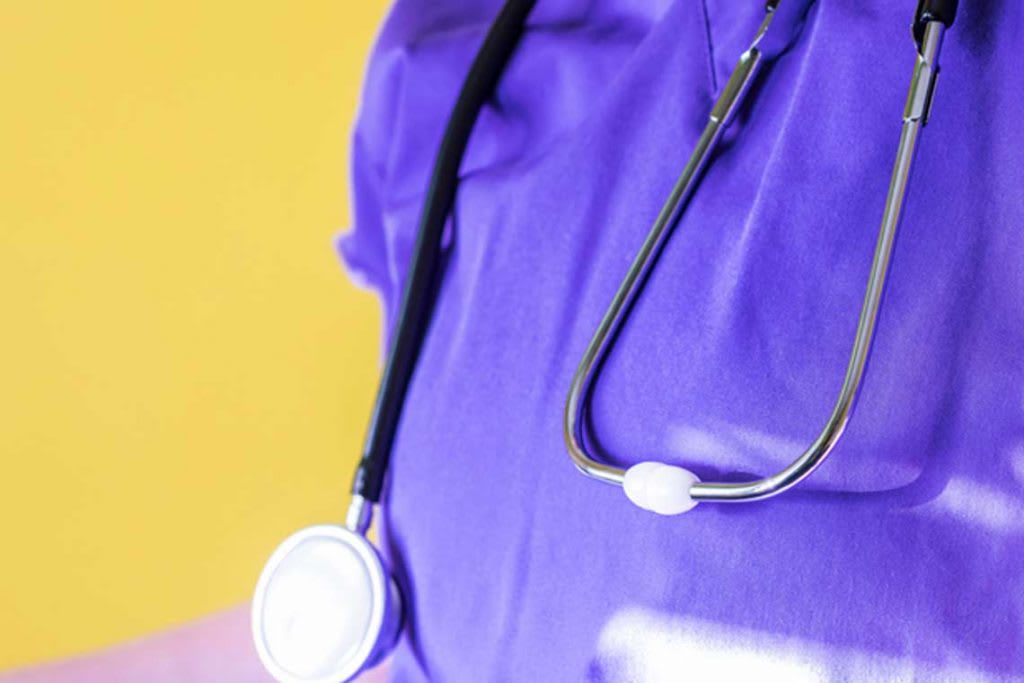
[252,525,401,683]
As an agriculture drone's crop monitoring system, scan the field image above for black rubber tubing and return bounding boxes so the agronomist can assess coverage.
[352,0,537,503]
[914,0,959,47]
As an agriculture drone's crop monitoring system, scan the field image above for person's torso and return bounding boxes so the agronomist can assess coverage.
[341,1,1024,679]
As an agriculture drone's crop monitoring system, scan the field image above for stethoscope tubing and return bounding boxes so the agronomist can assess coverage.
[350,0,537,511]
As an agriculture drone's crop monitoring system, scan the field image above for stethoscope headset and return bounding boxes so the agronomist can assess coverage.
[252,1,960,680]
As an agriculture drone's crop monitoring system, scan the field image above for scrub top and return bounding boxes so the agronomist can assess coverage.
[340,0,1024,680]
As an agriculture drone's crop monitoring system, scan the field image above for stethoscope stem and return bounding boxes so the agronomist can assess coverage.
[346,494,373,535]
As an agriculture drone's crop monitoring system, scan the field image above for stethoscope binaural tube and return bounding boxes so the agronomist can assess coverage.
[251,1,535,681]
[564,0,960,515]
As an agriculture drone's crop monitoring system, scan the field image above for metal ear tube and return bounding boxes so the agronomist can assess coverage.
[563,1,957,512]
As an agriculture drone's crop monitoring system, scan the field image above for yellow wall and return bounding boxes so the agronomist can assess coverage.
[1,0,390,669]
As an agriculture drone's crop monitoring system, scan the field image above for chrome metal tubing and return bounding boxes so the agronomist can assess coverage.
[564,16,770,487]
[563,20,947,502]
[346,493,373,535]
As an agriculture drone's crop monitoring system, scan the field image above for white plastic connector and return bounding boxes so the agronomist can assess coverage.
[623,461,700,515]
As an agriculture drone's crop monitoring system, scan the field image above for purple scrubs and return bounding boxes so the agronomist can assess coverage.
[340,0,1024,680]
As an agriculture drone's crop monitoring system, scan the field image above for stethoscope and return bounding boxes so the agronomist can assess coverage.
[252,0,960,680]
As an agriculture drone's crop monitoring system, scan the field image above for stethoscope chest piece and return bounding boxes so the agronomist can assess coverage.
[252,525,402,683]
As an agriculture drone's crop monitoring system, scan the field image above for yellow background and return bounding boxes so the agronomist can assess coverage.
[1,0,390,669]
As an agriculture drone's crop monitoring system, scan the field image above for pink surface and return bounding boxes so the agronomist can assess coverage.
[0,605,389,683]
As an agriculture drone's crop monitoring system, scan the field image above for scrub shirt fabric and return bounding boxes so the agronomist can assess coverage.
[340,1,1024,680]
